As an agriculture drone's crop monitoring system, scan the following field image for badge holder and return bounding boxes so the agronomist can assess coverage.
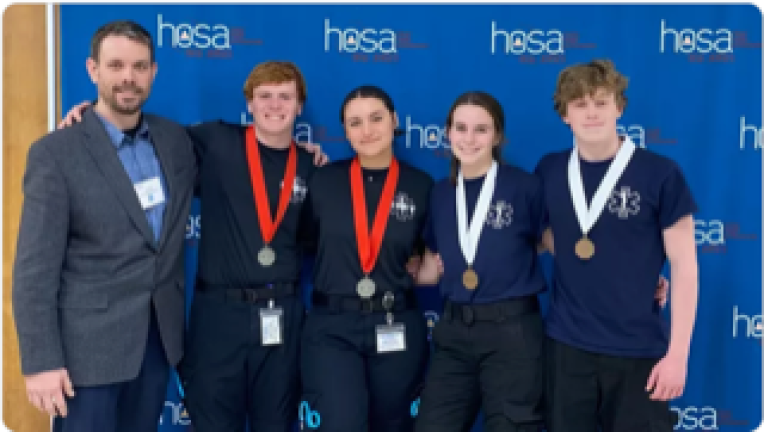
[376,292,406,353]
[134,177,165,210]
[260,299,284,346]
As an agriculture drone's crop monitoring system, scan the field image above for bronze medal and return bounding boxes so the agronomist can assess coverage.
[575,236,595,260]
[462,268,479,290]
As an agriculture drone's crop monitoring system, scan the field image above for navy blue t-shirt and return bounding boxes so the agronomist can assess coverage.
[534,147,698,357]
[424,163,547,304]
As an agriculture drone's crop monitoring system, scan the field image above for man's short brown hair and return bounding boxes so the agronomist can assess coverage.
[90,20,154,62]
[242,61,307,103]
[553,59,628,117]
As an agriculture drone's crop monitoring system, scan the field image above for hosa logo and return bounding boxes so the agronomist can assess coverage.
[159,401,192,426]
[490,21,595,64]
[671,406,748,430]
[157,14,262,59]
[659,19,761,63]
[324,18,427,62]
[403,116,450,160]
[739,116,762,150]
[694,219,758,254]
[671,406,717,430]
[732,305,762,341]
[616,124,677,148]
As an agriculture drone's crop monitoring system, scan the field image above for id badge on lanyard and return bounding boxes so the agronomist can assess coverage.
[375,291,406,353]
[260,300,284,346]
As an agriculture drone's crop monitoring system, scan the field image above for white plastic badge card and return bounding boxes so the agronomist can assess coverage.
[376,323,406,353]
[260,307,284,346]
[134,177,165,210]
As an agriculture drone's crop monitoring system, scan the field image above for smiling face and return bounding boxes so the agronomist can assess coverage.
[86,34,156,116]
[447,103,500,171]
[247,80,303,136]
[342,96,397,161]
[445,91,506,179]
[553,59,629,148]
[562,87,623,147]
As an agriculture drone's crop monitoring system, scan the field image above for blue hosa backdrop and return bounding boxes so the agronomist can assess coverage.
[60,4,761,431]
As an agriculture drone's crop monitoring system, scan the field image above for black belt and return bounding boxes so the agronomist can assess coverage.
[312,290,417,314]
[443,296,539,326]
[196,279,296,304]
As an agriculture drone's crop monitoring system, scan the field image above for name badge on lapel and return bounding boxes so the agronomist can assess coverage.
[134,177,165,210]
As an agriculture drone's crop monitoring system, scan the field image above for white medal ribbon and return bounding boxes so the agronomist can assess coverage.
[567,136,636,236]
[456,161,498,267]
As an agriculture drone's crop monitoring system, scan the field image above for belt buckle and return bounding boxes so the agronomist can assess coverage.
[243,289,258,303]
[360,298,375,314]
[461,305,474,326]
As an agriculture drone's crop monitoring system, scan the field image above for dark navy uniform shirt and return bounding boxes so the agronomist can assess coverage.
[301,158,433,297]
[187,121,317,288]
[424,163,547,304]
[535,147,697,357]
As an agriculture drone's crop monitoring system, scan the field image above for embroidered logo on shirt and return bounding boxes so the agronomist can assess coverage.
[486,200,513,229]
[607,186,641,219]
[282,176,308,204]
[391,192,416,222]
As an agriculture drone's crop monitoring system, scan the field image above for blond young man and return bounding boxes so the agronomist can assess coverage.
[534,59,698,432]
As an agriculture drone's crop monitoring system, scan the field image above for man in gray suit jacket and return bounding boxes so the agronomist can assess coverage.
[12,20,196,432]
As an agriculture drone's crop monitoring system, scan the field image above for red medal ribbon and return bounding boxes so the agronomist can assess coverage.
[245,126,297,244]
[350,157,400,274]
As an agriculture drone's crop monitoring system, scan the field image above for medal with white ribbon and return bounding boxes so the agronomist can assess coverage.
[567,136,636,260]
[456,161,498,290]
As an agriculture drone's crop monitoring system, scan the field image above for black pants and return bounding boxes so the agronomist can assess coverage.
[53,307,169,432]
[300,306,429,432]
[544,337,678,432]
[415,297,544,432]
[181,289,304,432]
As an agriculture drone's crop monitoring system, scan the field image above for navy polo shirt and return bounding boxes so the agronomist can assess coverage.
[424,163,547,304]
[534,146,698,358]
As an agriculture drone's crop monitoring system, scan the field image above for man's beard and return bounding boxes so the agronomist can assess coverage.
[101,85,148,115]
